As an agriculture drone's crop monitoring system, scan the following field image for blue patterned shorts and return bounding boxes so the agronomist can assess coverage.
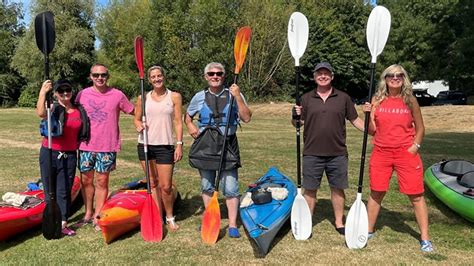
[79,151,116,173]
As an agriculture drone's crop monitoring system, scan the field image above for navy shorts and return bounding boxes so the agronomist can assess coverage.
[137,144,174,164]
[302,155,349,190]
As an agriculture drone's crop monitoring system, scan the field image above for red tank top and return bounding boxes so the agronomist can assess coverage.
[42,108,81,151]
[373,97,415,148]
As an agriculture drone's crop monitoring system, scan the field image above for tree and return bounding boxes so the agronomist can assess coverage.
[0,1,24,106]
[11,0,95,107]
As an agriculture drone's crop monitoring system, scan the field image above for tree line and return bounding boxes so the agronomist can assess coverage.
[1,0,473,107]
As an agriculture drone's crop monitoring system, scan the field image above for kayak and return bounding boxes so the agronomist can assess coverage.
[240,167,297,255]
[424,160,474,222]
[0,176,81,241]
[98,189,147,244]
[97,181,180,244]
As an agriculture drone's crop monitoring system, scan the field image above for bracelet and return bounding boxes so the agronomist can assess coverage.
[413,142,421,149]
[176,141,183,145]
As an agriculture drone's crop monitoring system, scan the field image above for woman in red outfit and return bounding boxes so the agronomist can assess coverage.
[366,64,433,252]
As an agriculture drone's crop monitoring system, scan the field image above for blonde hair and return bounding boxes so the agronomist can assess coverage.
[374,64,413,109]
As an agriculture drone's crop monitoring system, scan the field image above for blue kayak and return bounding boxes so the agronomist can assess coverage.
[240,167,297,254]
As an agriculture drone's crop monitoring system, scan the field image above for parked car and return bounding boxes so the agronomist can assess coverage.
[413,89,435,106]
[433,90,467,105]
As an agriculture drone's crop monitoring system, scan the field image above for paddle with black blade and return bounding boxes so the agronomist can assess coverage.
[135,36,163,242]
[35,11,61,240]
[201,26,252,245]
[288,12,312,241]
[345,6,391,249]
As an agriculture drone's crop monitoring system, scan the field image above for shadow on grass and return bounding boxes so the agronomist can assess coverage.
[0,225,42,251]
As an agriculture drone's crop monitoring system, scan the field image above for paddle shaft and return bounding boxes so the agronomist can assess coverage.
[357,63,376,193]
[295,66,302,187]
[139,78,152,194]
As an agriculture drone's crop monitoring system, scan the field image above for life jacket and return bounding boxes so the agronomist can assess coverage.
[198,89,238,128]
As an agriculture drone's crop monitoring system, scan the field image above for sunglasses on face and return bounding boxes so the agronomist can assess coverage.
[56,87,72,94]
[385,72,405,80]
[91,72,109,78]
[206,71,224,77]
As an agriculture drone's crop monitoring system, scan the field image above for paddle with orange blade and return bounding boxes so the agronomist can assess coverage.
[201,26,252,245]
[135,36,162,242]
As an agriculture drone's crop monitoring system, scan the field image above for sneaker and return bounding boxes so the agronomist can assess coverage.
[228,227,240,238]
[420,240,434,252]
[61,227,76,237]
[368,232,375,240]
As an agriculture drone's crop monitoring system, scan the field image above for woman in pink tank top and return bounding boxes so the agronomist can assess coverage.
[366,64,433,252]
[134,66,183,231]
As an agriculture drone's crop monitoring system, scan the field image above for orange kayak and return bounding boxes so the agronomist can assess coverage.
[97,190,147,244]
[0,176,81,241]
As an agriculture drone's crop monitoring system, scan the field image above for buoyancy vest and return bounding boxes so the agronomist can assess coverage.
[198,89,238,127]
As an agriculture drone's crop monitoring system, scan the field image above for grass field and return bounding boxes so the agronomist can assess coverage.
[0,103,473,264]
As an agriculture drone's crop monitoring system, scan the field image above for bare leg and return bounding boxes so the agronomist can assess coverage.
[303,189,318,215]
[140,160,161,211]
[93,171,110,224]
[80,171,95,221]
[367,190,386,233]
[330,187,346,228]
[156,163,179,230]
[408,194,430,240]
[226,197,239,228]
[202,192,212,208]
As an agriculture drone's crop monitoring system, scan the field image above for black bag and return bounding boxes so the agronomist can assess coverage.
[189,126,241,171]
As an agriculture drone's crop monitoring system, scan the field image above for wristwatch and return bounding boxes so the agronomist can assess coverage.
[176,141,183,145]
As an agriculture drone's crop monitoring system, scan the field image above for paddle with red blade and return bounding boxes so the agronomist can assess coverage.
[201,26,252,245]
[135,36,163,242]
[35,11,61,240]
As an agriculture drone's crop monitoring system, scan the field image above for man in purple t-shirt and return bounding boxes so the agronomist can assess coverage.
[75,63,134,230]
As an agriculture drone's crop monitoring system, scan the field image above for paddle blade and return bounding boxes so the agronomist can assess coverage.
[291,189,312,240]
[201,191,220,245]
[42,200,62,239]
[366,6,391,63]
[140,193,163,242]
[34,11,55,55]
[134,36,145,79]
[288,12,309,66]
[233,26,252,75]
[345,193,369,249]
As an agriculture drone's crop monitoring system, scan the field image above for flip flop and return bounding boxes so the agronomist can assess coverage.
[72,218,92,229]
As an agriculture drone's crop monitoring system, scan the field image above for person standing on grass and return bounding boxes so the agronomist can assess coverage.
[185,62,252,238]
[292,62,372,235]
[74,63,134,231]
[36,79,90,236]
[366,64,433,252]
[134,65,183,231]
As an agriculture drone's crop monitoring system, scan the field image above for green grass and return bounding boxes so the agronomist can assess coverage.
[0,105,473,264]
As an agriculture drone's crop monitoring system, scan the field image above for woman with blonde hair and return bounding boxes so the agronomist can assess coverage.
[366,64,433,252]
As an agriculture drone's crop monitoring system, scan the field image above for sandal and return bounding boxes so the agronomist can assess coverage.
[72,218,92,229]
[166,216,179,231]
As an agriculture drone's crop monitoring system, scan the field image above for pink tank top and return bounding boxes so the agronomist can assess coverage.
[373,97,415,148]
[138,89,175,145]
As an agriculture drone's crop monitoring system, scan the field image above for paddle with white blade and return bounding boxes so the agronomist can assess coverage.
[345,5,391,249]
[288,12,312,241]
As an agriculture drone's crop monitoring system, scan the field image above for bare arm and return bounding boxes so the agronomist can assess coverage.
[172,92,183,162]
[350,102,375,135]
[408,96,425,154]
[229,84,252,123]
[185,112,199,139]
[36,80,52,119]
[133,96,144,132]
[291,105,304,127]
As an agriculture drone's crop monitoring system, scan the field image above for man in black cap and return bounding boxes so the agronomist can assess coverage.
[292,62,370,235]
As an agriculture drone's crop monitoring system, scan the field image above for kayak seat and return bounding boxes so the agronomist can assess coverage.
[458,171,474,188]
[441,160,474,176]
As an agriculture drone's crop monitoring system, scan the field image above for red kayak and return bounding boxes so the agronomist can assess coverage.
[0,176,81,241]
[97,189,147,244]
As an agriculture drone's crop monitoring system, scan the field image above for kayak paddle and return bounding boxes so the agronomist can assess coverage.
[288,12,312,241]
[345,5,391,249]
[201,26,252,245]
[135,36,163,242]
[35,11,61,240]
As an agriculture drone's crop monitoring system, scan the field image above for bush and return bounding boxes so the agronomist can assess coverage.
[18,82,40,108]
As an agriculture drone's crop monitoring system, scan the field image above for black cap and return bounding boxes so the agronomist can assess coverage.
[313,62,333,73]
[53,79,72,91]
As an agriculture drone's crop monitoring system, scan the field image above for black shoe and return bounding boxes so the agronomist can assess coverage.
[335,227,345,235]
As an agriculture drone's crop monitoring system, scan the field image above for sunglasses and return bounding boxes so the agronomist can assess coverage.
[91,72,109,78]
[56,87,72,94]
[385,72,405,79]
[206,71,224,77]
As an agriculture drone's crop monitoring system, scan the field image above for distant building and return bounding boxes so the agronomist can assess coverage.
[412,80,449,97]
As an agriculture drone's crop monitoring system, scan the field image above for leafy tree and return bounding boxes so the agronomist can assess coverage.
[11,0,95,107]
[0,1,25,106]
